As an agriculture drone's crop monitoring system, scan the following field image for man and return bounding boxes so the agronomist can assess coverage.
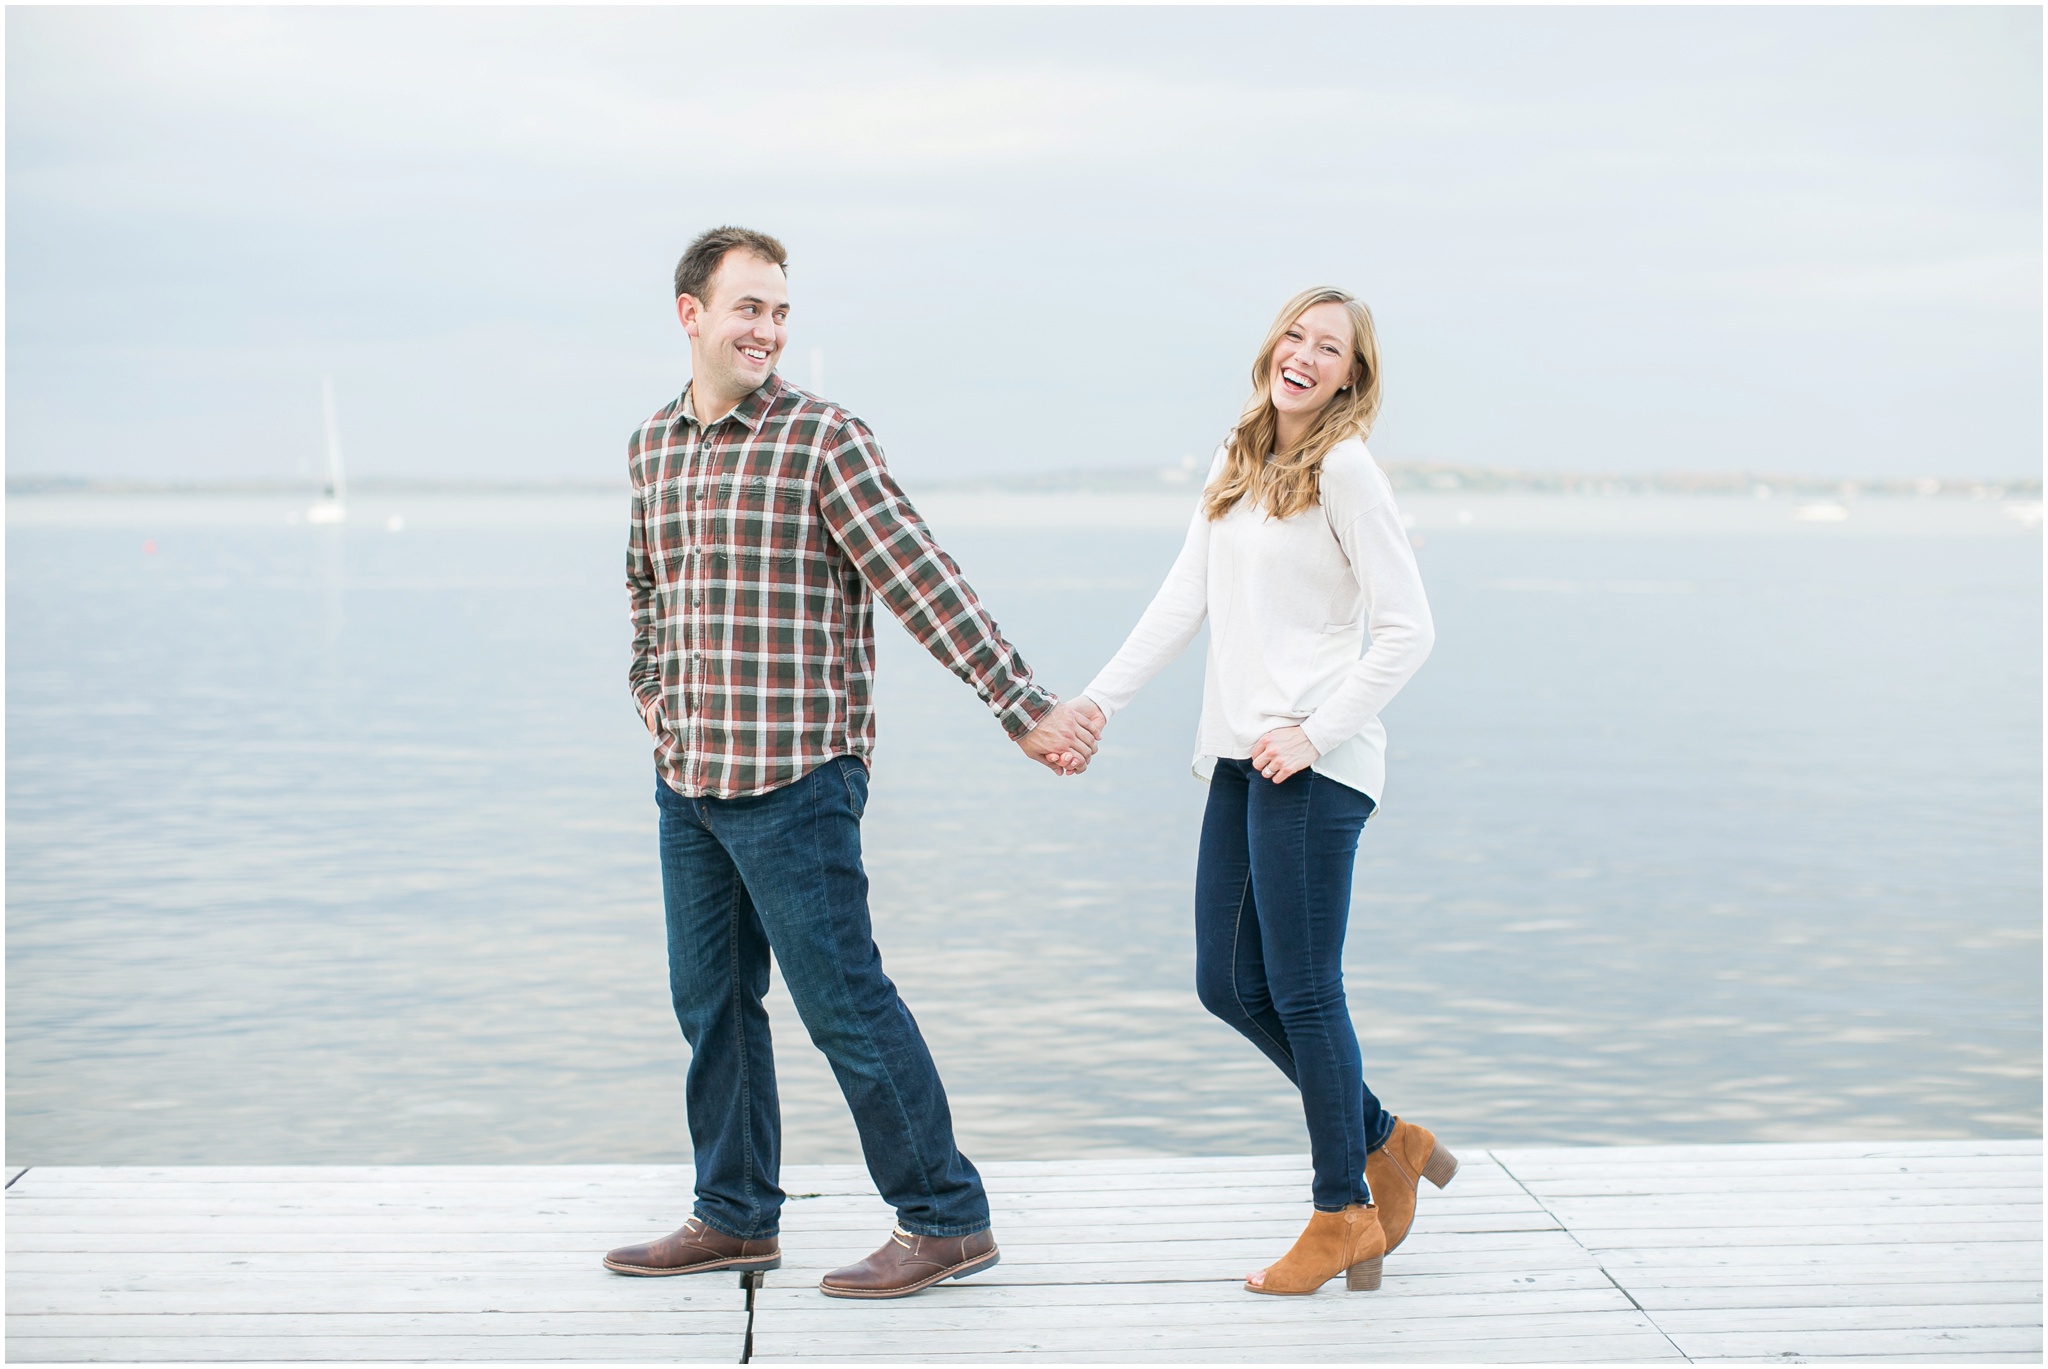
[604,226,1101,1300]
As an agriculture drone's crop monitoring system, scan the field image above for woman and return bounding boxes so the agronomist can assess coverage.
[1070,287,1455,1295]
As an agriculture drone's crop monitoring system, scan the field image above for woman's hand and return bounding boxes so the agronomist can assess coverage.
[1250,725,1318,784]
[1045,697,1107,776]
[1019,697,1105,776]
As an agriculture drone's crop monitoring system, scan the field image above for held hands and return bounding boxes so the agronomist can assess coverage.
[1250,724,1319,784]
[1018,697,1106,777]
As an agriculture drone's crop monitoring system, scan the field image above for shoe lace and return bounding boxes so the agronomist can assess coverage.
[889,1225,915,1251]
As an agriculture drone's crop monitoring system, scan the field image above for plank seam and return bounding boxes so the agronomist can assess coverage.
[741,1268,762,1363]
[1489,1147,1696,1364]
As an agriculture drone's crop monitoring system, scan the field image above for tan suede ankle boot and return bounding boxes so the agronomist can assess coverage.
[1366,1118,1460,1254]
[1245,1203,1387,1295]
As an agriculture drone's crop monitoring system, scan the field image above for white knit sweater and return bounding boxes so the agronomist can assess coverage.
[1080,438,1434,804]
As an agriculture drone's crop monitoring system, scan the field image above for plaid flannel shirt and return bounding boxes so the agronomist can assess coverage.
[628,373,1056,799]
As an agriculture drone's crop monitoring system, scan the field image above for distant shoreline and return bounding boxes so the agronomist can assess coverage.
[8,464,2041,501]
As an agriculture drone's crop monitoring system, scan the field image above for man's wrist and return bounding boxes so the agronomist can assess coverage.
[1001,688,1059,741]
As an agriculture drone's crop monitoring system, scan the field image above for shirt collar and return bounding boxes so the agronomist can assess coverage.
[678,373,782,433]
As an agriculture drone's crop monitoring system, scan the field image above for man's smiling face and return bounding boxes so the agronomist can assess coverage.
[678,249,789,414]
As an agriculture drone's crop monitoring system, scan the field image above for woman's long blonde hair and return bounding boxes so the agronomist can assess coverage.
[1203,287,1382,522]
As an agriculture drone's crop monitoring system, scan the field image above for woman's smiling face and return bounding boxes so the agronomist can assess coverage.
[1268,301,1357,431]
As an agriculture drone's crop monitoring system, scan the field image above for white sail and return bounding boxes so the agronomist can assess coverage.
[308,377,347,524]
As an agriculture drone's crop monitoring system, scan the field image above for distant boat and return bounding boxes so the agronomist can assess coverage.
[1794,502,1849,523]
[307,377,347,524]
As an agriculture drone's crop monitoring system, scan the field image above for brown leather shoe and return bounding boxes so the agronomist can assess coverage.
[1366,1117,1460,1254]
[603,1215,781,1276]
[818,1226,999,1299]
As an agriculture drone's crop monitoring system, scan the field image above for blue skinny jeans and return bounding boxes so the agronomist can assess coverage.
[1194,757,1393,1211]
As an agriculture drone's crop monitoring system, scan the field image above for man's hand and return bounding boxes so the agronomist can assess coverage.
[1046,697,1107,774]
[1017,698,1104,777]
[1249,724,1318,784]
[641,699,665,740]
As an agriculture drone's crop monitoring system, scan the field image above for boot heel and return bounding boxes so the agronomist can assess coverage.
[1345,1257,1383,1292]
[1422,1141,1459,1189]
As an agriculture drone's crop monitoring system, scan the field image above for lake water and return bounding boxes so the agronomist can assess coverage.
[7,489,2041,1165]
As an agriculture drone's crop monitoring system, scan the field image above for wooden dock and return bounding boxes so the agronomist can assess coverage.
[7,1140,2039,1363]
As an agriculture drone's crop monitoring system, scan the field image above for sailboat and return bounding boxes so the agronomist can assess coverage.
[307,377,347,524]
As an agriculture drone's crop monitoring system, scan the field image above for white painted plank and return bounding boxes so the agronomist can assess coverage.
[6,1270,750,1316]
[771,1251,1606,1286]
[139,1252,1575,1293]
[3,1225,1591,1261]
[1567,1222,2040,1249]
[1696,1355,2043,1364]
[6,1165,697,1186]
[1544,1201,2034,1228]
[1493,1140,2039,1164]
[8,1310,754,1338]
[772,1248,1599,1288]
[1599,1240,2041,1272]
[17,1173,1533,1202]
[972,1154,1317,1176]
[1627,1278,2043,1306]
[762,1225,1588,1263]
[774,1266,1614,1306]
[1667,1326,2043,1357]
[0,1247,1600,1285]
[1524,1172,2040,1197]
[1653,1303,2043,1333]
[0,1191,1540,1225]
[1541,1188,2042,1212]
[1500,1156,2043,1182]
[748,1339,1687,1365]
[749,1298,1644,1344]
[4,1333,747,1362]
[752,1285,1636,1329]
[2,1215,1564,1246]
[746,1309,1669,1355]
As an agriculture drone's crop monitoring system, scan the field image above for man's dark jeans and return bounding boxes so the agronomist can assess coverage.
[1194,757,1392,1212]
[656,757,990,1240]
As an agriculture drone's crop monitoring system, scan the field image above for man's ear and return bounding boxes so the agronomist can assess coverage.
[676,293,704,340]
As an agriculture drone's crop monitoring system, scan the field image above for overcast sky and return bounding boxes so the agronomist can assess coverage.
[8,6,2040,485]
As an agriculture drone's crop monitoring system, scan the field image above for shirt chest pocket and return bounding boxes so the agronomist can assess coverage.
[714,473,809,512]
[710,473,811,557]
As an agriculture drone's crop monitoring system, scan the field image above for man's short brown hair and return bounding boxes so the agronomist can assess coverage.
[673,226,788,303]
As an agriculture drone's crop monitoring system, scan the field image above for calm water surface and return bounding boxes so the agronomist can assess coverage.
[7,491,2040,1164]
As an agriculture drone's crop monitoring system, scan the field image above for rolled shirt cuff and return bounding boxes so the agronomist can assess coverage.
[996,685,1059,739]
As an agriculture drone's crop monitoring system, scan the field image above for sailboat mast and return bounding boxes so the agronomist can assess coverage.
[320,377,347,503]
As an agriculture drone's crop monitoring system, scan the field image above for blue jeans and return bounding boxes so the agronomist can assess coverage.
[1194,758,1392,1211]
[655,757,990,1239]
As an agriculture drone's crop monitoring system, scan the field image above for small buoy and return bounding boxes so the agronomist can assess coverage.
[142,540,157,555]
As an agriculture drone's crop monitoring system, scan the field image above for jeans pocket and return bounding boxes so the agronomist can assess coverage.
[836,756,869,818]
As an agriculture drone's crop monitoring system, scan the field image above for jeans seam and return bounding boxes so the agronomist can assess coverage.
[727,856,765,1237]
[837,756,865,817]
[1297,770,1368,1208]
[811,764,947,1223]
[1230,777,1291,1066]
